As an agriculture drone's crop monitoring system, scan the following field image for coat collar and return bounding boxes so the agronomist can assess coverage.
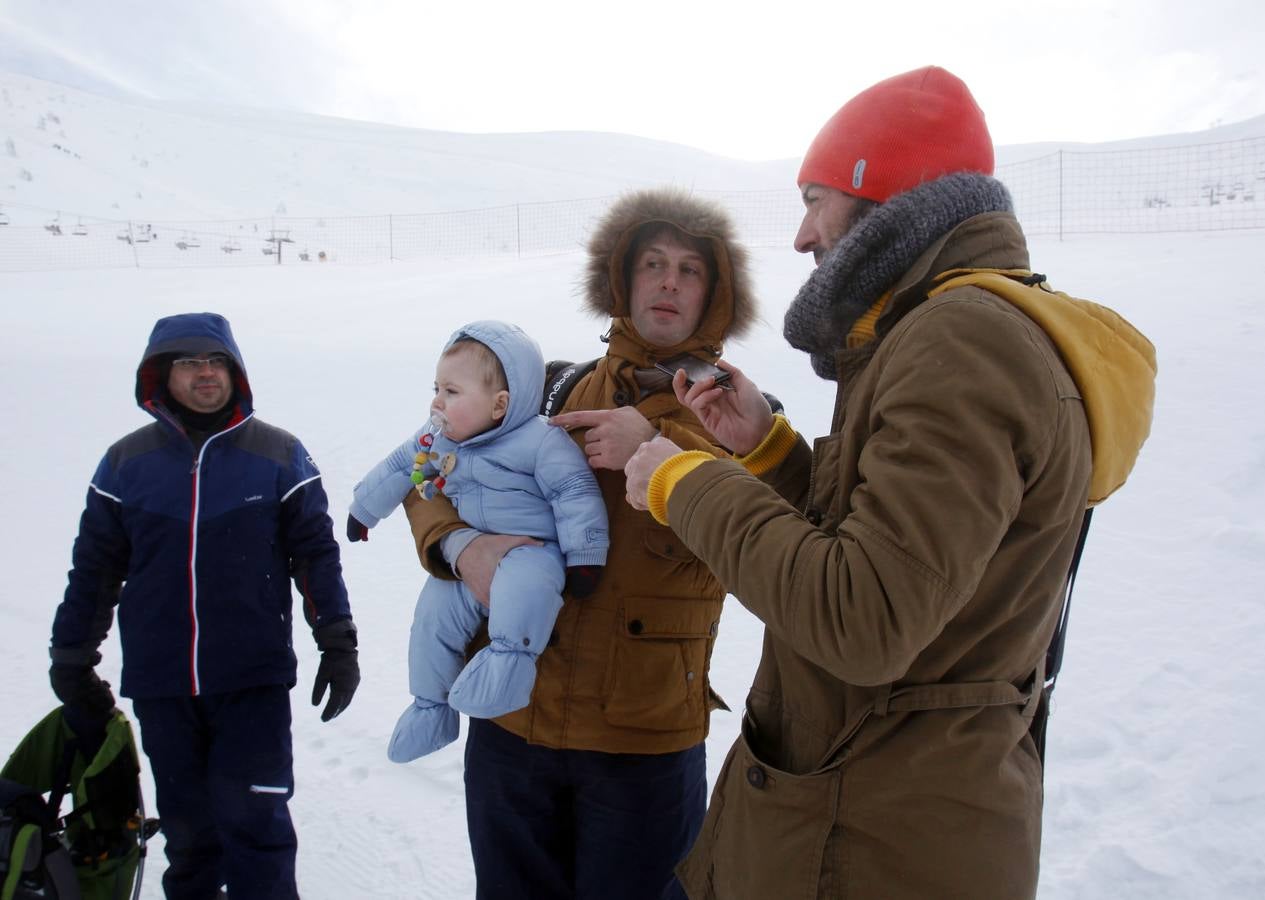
[878,211,1030,337]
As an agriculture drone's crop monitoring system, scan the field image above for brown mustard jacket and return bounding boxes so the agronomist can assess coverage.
[404,188,758,754]
[673,212,1145,899]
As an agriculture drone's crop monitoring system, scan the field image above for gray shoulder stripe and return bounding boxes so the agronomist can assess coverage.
[281,474,321,503]
[89,482,122,504]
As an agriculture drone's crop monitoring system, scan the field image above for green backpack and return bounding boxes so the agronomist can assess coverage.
[1,708,155,900]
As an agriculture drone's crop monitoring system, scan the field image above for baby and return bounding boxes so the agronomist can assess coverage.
[348,321,608,760]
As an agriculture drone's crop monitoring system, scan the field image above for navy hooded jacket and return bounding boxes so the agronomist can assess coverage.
[52,313,351,699]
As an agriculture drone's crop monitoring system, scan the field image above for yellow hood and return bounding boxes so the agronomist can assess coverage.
[929,269,1157,505]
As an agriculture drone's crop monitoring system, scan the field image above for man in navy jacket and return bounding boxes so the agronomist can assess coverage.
[50,312,359,900]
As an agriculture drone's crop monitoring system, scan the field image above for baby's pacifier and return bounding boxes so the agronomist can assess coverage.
[413,412,455,500]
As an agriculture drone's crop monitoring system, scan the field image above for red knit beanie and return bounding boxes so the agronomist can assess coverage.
[797,66,994,203]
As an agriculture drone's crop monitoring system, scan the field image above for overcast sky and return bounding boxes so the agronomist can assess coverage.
[1,0,1261,161]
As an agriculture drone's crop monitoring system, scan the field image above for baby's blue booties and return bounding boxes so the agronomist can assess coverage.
[387,698,459,763]
[448,639,540,719]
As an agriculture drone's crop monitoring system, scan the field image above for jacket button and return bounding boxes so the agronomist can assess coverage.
[613,390,630,407]
[685,671,695,682]
[709,621,719,637]
[628,619,644,635]
[746,766,766,789]
[806,507,822,526]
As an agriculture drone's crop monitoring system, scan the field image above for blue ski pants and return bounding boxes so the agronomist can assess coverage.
[464,718,706,900]
[410,542,565,702]
[132,685,297,900]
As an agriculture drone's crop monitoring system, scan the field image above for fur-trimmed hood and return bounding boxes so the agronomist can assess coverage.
[581,188,757,356]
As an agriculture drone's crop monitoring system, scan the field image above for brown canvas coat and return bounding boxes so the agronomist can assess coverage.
[403,188,757,754]
[672,212,1154,898]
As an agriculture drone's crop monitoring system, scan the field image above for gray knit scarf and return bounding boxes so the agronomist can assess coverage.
[783,173,1014,380]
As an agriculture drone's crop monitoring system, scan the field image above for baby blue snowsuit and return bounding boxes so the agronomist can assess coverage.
[350,321,609,761]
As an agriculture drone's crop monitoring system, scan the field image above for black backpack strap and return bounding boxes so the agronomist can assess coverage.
[44,732,79,828]
[542,359,599,417]
[1046,506,1094,686]
[1030,506,1094,769]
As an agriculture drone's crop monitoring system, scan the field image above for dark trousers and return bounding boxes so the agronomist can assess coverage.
[464,718,706,900]
[132,685,297,900]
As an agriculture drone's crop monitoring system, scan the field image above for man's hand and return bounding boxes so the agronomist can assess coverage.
[49,662,116,720]
[551,407,656,471]
[624,436,686,511]
[312,620,360,722]
[673,362,774,456]
[455,533,543,609]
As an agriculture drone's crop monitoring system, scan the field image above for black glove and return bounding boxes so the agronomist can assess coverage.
[565,565,603,599]
[312,619,360,722]
[50,659,116,733]
[346,514,369,543]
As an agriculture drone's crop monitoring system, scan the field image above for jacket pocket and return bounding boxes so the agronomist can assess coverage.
[602,595,717,732]
[640,528,721,599]
[682,717,844,898]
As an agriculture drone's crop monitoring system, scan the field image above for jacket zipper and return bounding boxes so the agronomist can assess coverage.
[186,414,253,696]
[188,456,200,695]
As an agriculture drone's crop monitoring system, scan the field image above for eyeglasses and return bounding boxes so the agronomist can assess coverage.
[172,354,231,370]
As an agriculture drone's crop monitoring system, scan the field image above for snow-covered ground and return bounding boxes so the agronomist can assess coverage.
[1,67,1263,899]
[1,226,1262,898]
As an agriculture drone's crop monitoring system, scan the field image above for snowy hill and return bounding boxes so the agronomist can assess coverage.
[0,69,795,225]
[5,67,1263,230]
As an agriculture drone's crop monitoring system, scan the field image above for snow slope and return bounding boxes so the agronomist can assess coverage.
[0,69,795,224]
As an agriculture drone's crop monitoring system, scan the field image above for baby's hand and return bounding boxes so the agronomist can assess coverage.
[346,514,369,542]
[565,565,603,598]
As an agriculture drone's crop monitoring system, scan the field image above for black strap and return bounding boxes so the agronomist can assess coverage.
[1045,507,1094,688]
[1030,507,1094,769]
[541,359,599,417]
[45,732,79,828]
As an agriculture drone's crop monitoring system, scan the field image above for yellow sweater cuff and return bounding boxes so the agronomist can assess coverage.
[647,451,715,525]
[734,414,796,477]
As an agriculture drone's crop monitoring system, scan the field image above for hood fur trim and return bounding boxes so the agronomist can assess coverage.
[581,188,757,345]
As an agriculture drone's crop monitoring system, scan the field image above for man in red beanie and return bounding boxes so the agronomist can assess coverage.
[624,66,1155,897]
